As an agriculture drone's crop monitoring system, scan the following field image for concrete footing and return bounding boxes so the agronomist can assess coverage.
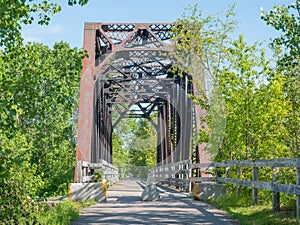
[193,183,226,200]
[68,183,105,202]
[142,183,160,201]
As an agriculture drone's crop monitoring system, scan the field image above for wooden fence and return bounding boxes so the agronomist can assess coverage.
[151,158,300,224]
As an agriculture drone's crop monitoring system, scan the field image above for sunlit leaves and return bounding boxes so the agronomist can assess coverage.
[0,0,89,49]
[112,116,157,179]
[261,0,300,67]
[0,0,88,222]
[173,3,294,163]
[68,0,89,6]
[0,1,62,48]
[0,42,85,222]
[262,0,300,154]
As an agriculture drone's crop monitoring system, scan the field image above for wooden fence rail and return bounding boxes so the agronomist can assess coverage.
[151,158,300,224]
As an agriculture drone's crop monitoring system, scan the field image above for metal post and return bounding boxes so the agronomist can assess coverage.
[157,105,162,166]
[77,160,83,183]
[188,160,192,193]
[163,103,168,165]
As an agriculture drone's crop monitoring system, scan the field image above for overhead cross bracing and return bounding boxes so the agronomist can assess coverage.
[75,22,210,182]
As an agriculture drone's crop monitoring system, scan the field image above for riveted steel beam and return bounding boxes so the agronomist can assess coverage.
[75,22,210,182]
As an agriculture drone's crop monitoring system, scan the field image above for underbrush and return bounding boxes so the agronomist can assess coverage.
[34,200,96,225]
[208,192,296,225]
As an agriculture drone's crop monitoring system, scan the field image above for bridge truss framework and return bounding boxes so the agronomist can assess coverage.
[75,22,210,182]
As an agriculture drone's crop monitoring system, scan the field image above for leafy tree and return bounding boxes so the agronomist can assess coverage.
[0,0,88,49]
[112,116,137,168]
[112,113,157,180]
[0,0,89,222]
[171,4,236,161]
[172,4,292,163]
[128,118,157,167]
[170,1,299,208]
[172,3,236,107]
[261,0,300,154]
[252,74,291,159]
[0,132,44,224]
[217,36,291,161]
[127,118,157,180]
[0,42,86,222]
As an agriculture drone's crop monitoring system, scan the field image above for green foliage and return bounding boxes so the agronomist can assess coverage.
[34,200,95,225]
[68,0,89,6]
[0,0,89,49]
[261,1,300,67]
[128,118,157,168]
[90,168,105,182]
[112,115,157,180]
[0,0,89,223]
[112,114,137,168]
[261,0,300,155]
[173,3,294,164]
[174,3,298,211]
[172,3,236,108]
[35,201,79,225]
[0,132,43,224]
[210,193,296,225]
[217,36,291,161]
[0,42,85,222]
[0,1,60,48]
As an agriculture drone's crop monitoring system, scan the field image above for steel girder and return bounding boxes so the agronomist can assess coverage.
[75,22,209,182]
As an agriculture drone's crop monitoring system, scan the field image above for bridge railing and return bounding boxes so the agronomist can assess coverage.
[152,158,300,224]
[150,160,191,191]
[77,159,119,184]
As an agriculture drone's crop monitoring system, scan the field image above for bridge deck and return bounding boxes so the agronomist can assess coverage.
[71,179,239,225]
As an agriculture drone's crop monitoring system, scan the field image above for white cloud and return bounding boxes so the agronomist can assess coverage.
[21,24,64,44]
[44,24,64,34]
[22,24,64,36]
[23,36,42,43]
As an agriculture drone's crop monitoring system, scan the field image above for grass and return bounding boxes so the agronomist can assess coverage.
[72,200,97,211]
[208,194,296,225]
[35,200,96,225]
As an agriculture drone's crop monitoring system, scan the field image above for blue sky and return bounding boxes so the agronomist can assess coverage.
[22,0,295,49]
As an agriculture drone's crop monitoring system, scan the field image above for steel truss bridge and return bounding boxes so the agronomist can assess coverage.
[75,22,210,183]
[71,23,300,224]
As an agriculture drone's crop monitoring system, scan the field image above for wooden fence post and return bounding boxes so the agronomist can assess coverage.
[272,167,280,211]
[236,166,241,198]
[252,167,258,205]
[296,167,300,225]
[225,166,230,178]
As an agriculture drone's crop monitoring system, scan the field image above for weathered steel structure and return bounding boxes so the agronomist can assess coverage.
[75,22,210,182]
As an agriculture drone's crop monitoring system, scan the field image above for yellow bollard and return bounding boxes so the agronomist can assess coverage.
[102,177,107,201]
[68,183,72,201]
[192,180,200,200]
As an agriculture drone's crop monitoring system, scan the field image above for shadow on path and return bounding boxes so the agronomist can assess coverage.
[70,179,240,225]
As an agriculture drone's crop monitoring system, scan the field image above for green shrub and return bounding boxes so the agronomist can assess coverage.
[209,193,296,224]
[35,201,79,225]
